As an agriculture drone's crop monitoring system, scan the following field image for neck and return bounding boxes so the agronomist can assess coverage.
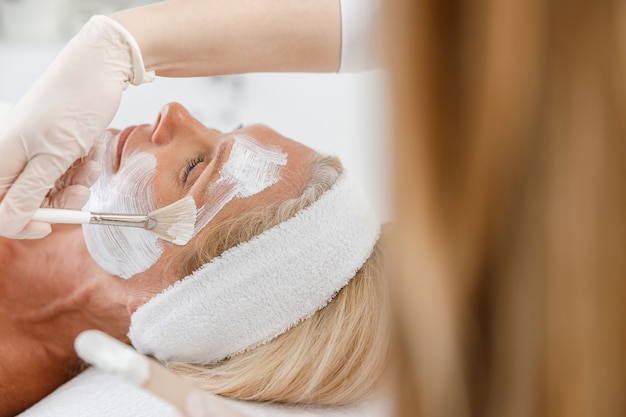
[0,226,130,416]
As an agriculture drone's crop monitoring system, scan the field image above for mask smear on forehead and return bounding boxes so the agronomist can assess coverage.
[194,134,288,234]
[83,136,163,279]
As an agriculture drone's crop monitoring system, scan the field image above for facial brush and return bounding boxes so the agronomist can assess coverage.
[32,196,197,245]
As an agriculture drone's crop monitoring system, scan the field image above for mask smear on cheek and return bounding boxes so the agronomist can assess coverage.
[194,134,288,234]
[83,150,163,279]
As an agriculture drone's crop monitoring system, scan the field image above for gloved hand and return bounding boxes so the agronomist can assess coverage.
[0,15,154,239]
[42,138,106,210]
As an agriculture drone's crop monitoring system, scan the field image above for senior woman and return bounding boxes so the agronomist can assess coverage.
[0,103,388,416]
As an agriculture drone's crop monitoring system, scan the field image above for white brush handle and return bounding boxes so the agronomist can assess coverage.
[33,208,92,225]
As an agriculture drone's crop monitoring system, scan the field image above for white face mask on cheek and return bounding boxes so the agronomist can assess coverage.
[83,143,164,279]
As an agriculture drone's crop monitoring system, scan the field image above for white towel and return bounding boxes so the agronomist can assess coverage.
[18,368,178,417]
[19,369,391,417]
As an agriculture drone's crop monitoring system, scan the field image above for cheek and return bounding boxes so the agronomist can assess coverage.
[83,152,165,279]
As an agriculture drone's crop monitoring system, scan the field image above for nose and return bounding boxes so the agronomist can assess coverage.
[150,102,195,145]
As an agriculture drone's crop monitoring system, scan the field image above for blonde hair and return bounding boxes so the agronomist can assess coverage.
[167,156,389,406]
[388,1,626,417]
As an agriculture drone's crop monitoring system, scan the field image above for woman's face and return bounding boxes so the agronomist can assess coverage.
[113,103,314,217]
[83,102,317,284]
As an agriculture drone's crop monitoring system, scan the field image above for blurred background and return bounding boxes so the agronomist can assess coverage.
[0,0,391,220]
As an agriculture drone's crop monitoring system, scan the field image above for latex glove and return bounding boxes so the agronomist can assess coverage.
[0,15,153,239]
[42,139,106,210]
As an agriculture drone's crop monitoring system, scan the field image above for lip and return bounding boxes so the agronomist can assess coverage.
[115,125,137,172]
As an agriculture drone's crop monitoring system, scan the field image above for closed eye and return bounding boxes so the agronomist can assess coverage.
[181,154,205,184]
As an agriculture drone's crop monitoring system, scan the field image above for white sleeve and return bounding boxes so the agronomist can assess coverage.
[339,0,381,72]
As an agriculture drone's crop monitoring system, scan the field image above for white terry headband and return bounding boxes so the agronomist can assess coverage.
[128,171,380,364]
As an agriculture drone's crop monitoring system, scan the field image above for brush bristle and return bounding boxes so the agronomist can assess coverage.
[148,196,197,245]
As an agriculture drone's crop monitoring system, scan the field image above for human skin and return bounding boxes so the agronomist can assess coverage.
[0,226,127,417]
[111,0,342,76]
[0,103,317,416]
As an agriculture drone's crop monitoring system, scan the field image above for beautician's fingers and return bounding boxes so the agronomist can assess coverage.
[42,145,103,210]
[185,390,251,417]
[62,140,106,189]
[43,184,91,211]
[43,159,101,211]
[0,148,99,236]
[67,159,102,189]
[0,155,59,238]
[49,159,101,193]
[0,15,152,239]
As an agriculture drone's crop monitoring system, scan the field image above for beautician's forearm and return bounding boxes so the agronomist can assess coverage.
[111,0,342,76]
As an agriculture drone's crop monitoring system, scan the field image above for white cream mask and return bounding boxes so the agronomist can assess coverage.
[83,135,163,279]
[194,134,288,233]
